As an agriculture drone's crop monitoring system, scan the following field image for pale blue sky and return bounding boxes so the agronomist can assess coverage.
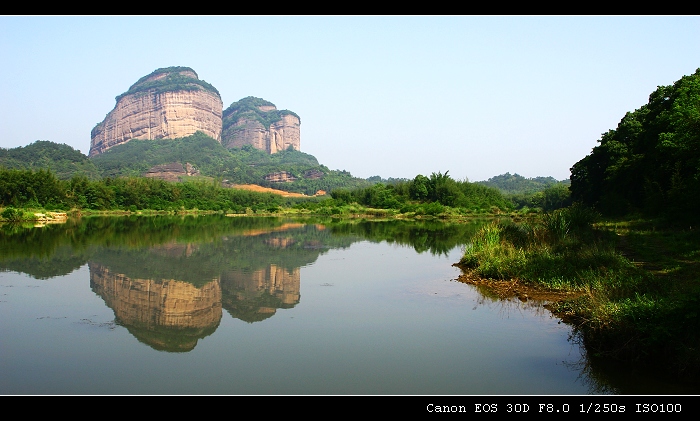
[1,16,699,181]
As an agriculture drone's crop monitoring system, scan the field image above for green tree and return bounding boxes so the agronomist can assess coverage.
[409,174,430,201]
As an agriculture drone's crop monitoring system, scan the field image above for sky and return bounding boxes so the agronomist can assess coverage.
[1,15,699,182]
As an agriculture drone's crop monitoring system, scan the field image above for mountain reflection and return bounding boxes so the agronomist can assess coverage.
[89,262,222,352]
[85,221,327,351]
[221,265,300,323]
[1,215,486,352]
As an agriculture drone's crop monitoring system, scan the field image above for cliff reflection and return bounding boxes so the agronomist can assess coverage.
[85,219,331,351]
[89,262,222,352]
[221,265,300,323]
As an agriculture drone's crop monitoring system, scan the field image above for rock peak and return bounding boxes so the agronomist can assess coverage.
[90,67,223,156]
[221,96,300,154]
[89,69,300,157]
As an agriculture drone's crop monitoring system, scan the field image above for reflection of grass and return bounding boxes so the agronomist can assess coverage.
[459,209,700,384]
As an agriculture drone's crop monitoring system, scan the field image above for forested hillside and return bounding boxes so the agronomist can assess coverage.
[570,68,700,222]
[0,141,100,180]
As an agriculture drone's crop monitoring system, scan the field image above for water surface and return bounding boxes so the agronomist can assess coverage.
[0,215,658,394]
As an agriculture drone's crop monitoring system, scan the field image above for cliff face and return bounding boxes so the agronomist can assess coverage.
[90,67,223,157]
[221,97,300,154]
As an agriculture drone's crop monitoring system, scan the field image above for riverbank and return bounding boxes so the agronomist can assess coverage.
[456,208,700,385]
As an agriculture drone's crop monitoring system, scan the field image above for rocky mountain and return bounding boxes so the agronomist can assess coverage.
[90,67,300,157]
[89,261,222,352]
[221,96,301,154]
[90,67,223,157]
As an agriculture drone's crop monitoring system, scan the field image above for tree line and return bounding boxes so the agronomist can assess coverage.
[0,166,522,218]
[0,168,288,215]
[327,171,514,215]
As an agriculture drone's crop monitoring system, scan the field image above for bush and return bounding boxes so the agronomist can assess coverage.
[1,207,22,221]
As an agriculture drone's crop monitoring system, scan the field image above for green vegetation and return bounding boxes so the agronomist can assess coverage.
[222,144,370,195]
[460,205,606,283]
[477,172,565,194]
[0,168,67,210]
[90,132,235,179]
[0,138,519,214]
[222,96,300,132]
[327,171,513,215]
[570,68,700,224]
[0,166,290,214]
[89,132,371,196]
[0,165,512,221]
[459,209,700,383]
[0,140,100,180]
[273,171,514,220]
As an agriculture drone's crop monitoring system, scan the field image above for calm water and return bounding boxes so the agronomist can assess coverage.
[0,215,692,394]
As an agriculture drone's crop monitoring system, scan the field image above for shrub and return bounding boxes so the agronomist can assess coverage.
[2,207,22,221]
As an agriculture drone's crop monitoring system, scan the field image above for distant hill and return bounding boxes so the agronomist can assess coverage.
[476,172,569,195]
[0,141,100,180]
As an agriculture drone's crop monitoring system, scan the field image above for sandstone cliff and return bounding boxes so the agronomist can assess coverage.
[221,96,300,154]
[90,67,223,157]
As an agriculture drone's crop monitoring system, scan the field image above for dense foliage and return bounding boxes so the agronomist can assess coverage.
[570,68,700,222]
[222,96,300,132]
[0,167,289,213]
[0,141,100,180]
[0,168,67,209]
[225,145,371,195]
[2,137,550,217]
[90,132,234,179]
